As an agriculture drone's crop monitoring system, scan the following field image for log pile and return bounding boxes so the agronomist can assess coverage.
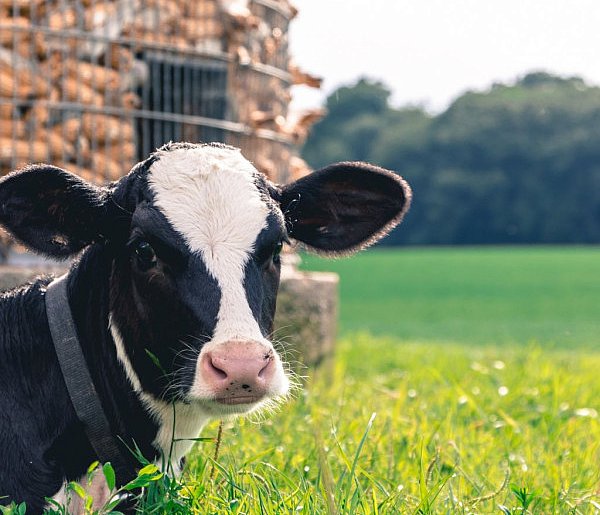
[0,0,323,186]
[0,1,150,182]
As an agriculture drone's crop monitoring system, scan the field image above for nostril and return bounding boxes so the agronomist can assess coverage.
[258,355,273,379]
[208,356,227,380]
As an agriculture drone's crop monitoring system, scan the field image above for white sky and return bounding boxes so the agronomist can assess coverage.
[288,0,600,113]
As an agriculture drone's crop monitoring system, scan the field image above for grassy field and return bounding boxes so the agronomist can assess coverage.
[42,337,600,514]
[301,246,600,347]
[20,247,600,514]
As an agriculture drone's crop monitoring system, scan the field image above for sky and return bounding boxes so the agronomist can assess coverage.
[288,0,600,113]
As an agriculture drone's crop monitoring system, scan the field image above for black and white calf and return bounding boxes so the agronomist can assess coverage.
[0,142,411,511]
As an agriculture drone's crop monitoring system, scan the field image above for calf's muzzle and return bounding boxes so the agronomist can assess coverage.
[200,340,276,404]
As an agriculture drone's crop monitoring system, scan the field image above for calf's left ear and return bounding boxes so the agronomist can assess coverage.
[279,162,411,255]
[0,164,109,258]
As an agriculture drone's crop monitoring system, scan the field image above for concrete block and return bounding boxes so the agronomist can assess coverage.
[274,265,339,367]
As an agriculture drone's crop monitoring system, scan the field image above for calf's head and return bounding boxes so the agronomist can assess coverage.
[0,142,411,418]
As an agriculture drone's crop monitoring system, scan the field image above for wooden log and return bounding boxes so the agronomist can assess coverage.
[0,103,13,118]
[47,7,78,31]
[96,141,136,163]
[179,18,224,41]
[84,3,117,32]
[40,52,62,82]
[53,130,92,165]
[123,0,181,33]
[64,59,121,93]
[184,0,219,18]
[49,137,92,166]
[0,68,49,99]
[41,128,76,159]
[0,119,26,138]
[91,153,125,182]
[268,76,292,104]
[51,118,81,144]
[0,138,49,165]
[76,135,92,163]
[0,17,30,46]
[81,113,134,144]
[280,108,326,144]
[290,2,299,19]
[295,108,327,128]
[59,76,104,106]
[289,63,323,88]
[104,44,134,72]
[0,50,50,98]
[289,155,311,181]
[120,91,141,110]
[249,110,287,131]
[254,157,276,180]
[0,0,44,12]
[3,36,45,61]
[24,101,54,128]
[0,20,45,58]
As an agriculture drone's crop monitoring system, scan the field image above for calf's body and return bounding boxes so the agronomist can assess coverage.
[0,142,411,511]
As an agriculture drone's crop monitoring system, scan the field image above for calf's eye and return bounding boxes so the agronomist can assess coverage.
[134,241,157,270]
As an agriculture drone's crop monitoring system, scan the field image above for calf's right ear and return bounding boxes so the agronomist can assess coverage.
[0,164,109,258]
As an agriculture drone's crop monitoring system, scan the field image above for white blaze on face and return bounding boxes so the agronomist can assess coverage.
[148,146,268,345]
[148,146,288,401]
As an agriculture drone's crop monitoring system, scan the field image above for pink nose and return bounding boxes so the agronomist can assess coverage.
[200,340,276,404]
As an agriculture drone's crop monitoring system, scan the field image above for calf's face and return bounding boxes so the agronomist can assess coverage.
[110,144,290,414]
[0,142,411,419]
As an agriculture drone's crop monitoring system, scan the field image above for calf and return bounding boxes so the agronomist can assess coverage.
[0,142,411,512]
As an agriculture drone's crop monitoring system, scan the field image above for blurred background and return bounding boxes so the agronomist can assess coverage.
[289,0,600,351]
[291,0,600,247]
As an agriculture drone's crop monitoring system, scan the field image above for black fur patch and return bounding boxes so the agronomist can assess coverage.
[279,162,412,255]
[244,212,285,336]
[0,165,109,257]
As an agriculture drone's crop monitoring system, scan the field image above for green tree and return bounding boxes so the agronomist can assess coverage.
[302,73,600,245]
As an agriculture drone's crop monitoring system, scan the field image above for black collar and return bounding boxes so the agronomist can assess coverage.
[45,274,136,484]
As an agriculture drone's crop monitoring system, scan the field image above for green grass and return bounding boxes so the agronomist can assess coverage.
[185,337,600,514]
[300,246,600,347]
[13,246,599,514]
[34,336,600,514]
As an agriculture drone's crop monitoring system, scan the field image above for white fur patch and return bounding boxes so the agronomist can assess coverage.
[147,145,289,399]
[148,146,267,345]
[51,483,67,505]
[49,474,109,513]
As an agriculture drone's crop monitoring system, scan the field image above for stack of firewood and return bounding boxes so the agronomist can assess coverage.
[0,0,322,186]
[0,0,160,182]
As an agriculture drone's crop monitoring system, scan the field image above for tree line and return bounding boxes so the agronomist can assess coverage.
[302,73,600,245]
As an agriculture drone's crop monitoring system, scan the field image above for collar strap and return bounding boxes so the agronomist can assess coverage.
[45,274,136,484]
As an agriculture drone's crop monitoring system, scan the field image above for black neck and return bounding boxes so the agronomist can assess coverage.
[64,243,160,477]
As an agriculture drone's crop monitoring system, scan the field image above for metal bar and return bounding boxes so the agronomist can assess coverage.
[0,98,289,141]
[0,24,293,84]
